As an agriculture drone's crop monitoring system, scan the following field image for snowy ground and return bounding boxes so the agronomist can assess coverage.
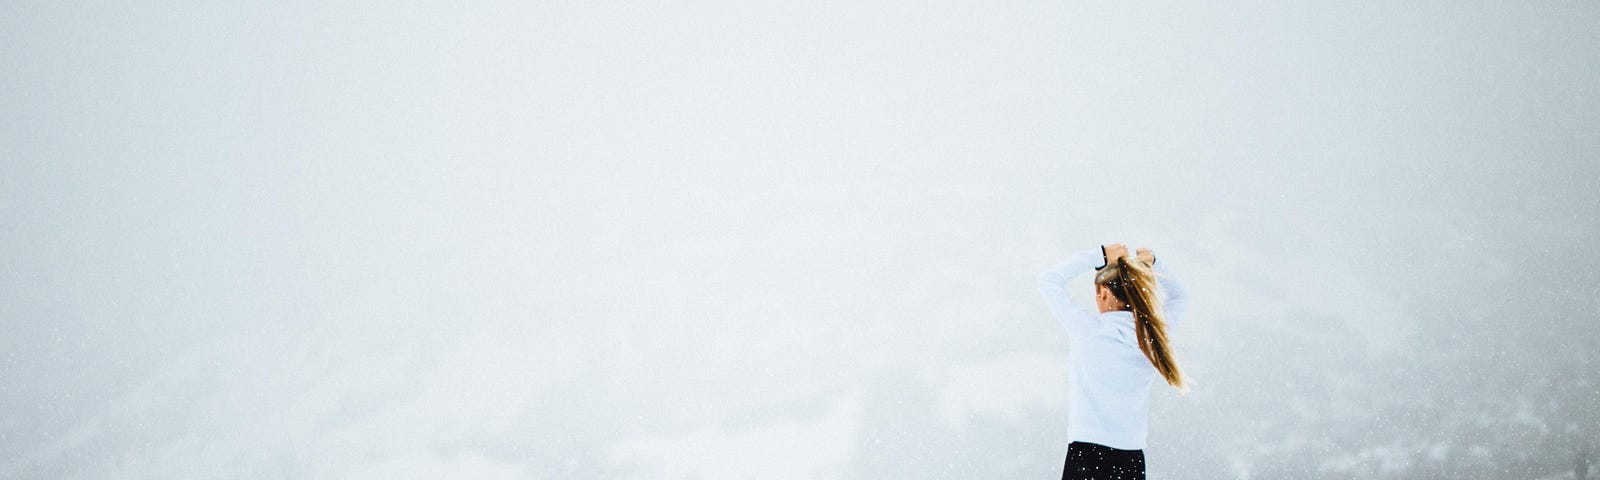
[3,1,1598,478]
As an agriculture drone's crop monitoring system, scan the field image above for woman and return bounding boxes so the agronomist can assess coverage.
[1037,243,1189,480]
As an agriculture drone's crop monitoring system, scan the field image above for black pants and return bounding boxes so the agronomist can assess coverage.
[1061,441,1145,480]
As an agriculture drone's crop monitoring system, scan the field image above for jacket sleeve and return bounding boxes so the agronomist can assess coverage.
[1152,257,1190,330]
[1037,249,1103,338]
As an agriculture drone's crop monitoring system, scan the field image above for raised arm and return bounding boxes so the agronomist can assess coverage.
[1148,253,1190,329]
[1037,248,1105,337]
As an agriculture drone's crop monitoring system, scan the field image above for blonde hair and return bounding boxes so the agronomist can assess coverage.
[1095,256,1187,391]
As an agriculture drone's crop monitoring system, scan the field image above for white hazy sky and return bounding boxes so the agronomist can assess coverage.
[3,1,1598,478]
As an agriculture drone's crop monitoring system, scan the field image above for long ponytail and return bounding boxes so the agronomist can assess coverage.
[1098,257,1187,392]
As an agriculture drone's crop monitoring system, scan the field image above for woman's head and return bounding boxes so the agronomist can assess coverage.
[1092,264,1131,313]
[1094,255,1187,392]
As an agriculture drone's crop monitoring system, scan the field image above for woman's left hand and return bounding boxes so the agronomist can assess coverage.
[1103,244,1129,263]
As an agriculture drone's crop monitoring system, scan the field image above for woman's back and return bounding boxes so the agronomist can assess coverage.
[1066,310,1160,450]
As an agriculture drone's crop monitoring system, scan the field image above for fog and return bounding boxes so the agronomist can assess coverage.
[3,1,1597,478]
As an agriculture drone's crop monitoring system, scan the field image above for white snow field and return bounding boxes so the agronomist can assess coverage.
[3,1,1597,478]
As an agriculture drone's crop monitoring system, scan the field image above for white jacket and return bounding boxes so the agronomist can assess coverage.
[1037,249,1190,450]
